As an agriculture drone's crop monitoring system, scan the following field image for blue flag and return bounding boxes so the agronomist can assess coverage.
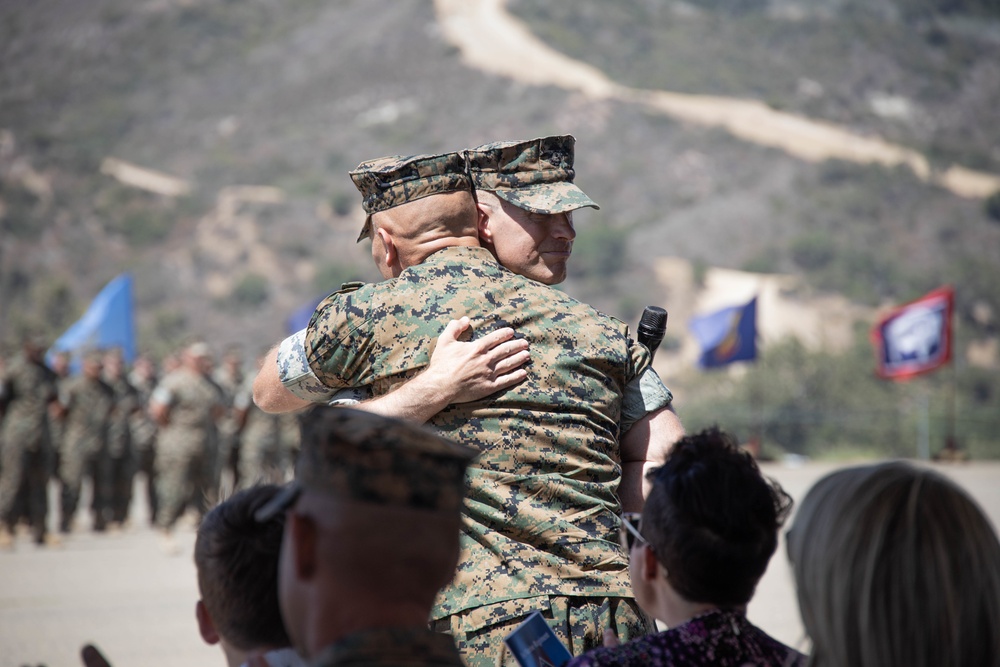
[689,296,757,368]
[48,274,137,370]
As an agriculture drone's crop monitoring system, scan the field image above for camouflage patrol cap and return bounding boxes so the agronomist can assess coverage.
[350,151,473,243]
[465,135,600,214]
[255,406,477,521]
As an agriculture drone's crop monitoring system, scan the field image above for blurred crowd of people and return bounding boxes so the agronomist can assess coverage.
[0,334,300,549]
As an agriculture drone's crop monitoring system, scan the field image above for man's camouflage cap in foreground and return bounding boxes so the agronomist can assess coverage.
[351,151,473,242]
[255,406,478,521]
[466,135,600,214]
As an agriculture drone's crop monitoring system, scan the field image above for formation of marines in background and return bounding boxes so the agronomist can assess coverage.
[0,336,300,549]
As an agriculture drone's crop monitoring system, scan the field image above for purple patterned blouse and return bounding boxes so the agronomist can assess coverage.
[566,609,806,667]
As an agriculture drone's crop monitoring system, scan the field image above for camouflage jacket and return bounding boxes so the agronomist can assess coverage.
[150,368,222,451]
[105,375,139,459]
[305,246,649,617]
[309,627,464,667]
[61,375,114,456]
[127,370,158,453]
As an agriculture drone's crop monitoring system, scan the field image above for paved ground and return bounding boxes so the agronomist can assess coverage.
[2,461,998,667]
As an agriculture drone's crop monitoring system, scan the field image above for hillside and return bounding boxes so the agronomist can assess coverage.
[1,0,998,455]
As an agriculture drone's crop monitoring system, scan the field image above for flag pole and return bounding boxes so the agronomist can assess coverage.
[917,386,930,461]
[947,355,957,454]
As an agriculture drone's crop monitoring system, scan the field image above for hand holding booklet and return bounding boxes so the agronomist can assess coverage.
[504,611,574,667]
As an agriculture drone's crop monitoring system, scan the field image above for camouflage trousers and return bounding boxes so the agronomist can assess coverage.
[135,444,158,523]
[431,595,654,667]
[155,443,211,530]
[103,454,134,524]
[212,430,236,497]
[0,444,50,542]
[60,449,110,532]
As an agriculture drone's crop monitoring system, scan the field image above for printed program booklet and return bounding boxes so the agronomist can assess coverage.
[504,611,573,667]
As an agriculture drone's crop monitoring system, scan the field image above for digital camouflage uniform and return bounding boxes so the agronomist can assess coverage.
[104,373,139,524]
[233,373,290,486]
[59,372,115,531]
[128,366,159,523]
[151,367,223,529]
[212,362,243,490]
[305,245,655,665]
[47,368,70,531]
[50,365,72,485]
[0,352,58,542]
[309,627,464,667]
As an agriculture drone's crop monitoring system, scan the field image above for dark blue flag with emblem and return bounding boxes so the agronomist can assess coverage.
[689,296,758,369]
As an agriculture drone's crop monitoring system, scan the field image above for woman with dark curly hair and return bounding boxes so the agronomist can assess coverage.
[568,427,804,667]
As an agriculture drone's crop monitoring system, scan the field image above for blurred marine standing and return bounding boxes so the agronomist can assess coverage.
[0,334,60,546]
[103,349,140,528]
[58,350,114,533]
[128,354,159,524]
[233,350,294,486]
[211,344,244,492]
[149,341,224,552]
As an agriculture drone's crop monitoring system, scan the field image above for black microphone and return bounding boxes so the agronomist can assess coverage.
[637,306,668,362]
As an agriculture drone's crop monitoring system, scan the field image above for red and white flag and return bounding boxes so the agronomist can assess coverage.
[871,285,954,380]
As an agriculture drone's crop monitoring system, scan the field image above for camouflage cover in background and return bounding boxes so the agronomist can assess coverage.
[295,406,477,514]
[466,135,600,214]
[304,245,650,618]
[350,151,473,242]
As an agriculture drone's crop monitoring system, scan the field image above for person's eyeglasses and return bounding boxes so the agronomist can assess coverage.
[619,512,649,551]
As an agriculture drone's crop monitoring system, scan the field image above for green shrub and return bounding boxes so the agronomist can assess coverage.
[572,226,626,279]
[790,232,835,269]
[231,273,269,308]
[313,262,363,296]
[331,191,353,217]
[117,209,175,246]
[153,309,187,342]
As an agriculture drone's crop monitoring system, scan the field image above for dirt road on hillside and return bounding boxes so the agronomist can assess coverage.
[434,0,999,199]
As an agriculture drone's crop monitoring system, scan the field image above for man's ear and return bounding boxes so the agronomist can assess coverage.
[289,511,319,580]
[376,227,399,274]
[476,202,495,248]
[196,599,220,646]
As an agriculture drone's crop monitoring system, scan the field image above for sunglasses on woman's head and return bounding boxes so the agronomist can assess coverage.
[619,512,649,551]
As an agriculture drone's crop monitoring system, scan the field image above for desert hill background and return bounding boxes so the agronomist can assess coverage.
[2,0,998,457]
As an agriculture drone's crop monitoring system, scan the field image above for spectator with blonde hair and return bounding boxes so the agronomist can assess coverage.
[787,461,1000,667]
